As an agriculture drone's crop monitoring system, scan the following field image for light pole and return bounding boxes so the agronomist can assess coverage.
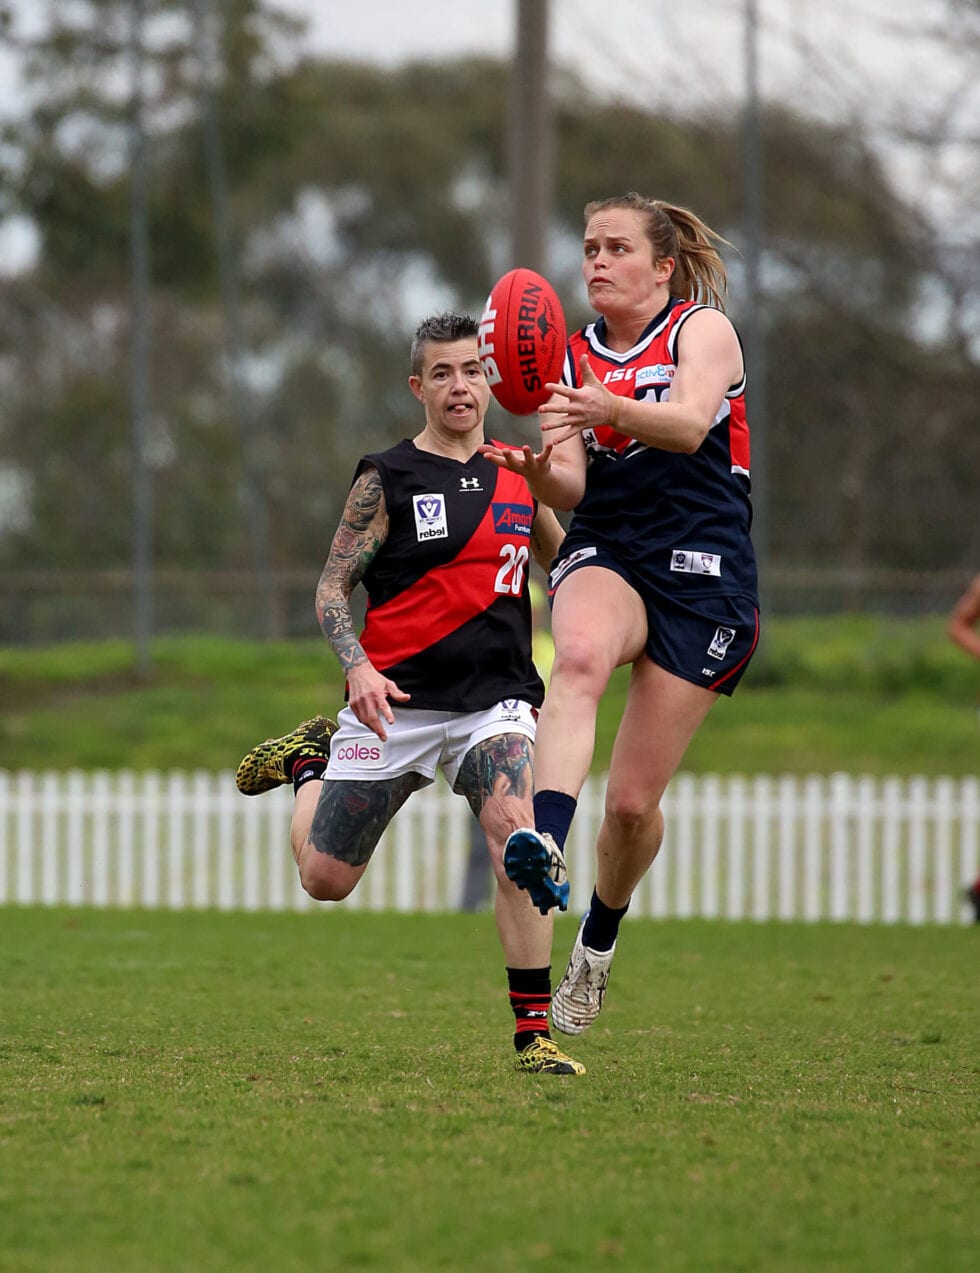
[128,0,152,678]
[743,0,770,616]
[509,0,552,275]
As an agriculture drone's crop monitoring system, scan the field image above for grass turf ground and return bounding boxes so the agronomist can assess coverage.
[1,907,976,1272]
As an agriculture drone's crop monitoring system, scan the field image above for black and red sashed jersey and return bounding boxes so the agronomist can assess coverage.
[352,439,545,712]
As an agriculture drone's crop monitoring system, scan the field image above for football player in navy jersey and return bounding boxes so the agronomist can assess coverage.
[236,313,584,1075]
[481,193,761,1035]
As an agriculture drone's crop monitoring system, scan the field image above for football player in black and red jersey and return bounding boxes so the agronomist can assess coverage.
[482,194,761,1035]
[236,312,584,1075]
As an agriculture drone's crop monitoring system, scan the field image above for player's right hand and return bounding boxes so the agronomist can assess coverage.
[346,663,410,741]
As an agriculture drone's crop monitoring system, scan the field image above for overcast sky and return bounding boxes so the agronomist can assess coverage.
[268,0,980,237]
[0,0,972,121]
[0,0,976,268]
[269,0,974,124]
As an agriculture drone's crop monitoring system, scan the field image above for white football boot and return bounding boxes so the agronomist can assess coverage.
[551,912,615,1035]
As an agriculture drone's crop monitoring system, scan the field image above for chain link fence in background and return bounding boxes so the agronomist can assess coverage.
[0,568,971,643]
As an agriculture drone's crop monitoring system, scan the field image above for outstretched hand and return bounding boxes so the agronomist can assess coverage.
[539,354,623,441]
[477,441,555,485]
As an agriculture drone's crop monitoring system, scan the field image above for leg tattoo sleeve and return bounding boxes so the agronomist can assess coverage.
[309,773,425,867]
[455,734,534,819]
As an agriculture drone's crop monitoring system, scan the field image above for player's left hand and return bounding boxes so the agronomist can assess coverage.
[540,355,621,442]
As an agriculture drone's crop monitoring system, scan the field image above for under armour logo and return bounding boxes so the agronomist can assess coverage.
[460,476,482,491]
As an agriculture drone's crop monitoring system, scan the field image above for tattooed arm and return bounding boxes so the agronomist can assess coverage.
[315,466,410,740]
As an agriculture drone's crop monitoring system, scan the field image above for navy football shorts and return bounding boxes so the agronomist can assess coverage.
[548,542,760,696]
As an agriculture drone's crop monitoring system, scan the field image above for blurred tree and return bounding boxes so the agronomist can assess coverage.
[0,1,976,633]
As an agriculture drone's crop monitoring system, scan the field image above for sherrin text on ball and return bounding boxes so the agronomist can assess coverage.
[478,267,566,415]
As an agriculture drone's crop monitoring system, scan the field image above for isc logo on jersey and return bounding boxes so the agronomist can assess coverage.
[492,503,532,537]
[413,493,448,541]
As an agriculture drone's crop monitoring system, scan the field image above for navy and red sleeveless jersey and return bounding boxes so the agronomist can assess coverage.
[562,297,758,600]
[352,439,545,712]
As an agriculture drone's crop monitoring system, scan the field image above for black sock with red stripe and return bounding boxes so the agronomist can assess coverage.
[507,965,552,1052]
[290,756,328,794]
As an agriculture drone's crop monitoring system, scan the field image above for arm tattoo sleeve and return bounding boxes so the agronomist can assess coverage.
[315,468,388,672]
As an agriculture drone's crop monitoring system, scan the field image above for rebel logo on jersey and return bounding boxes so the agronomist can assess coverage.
[413,493,448,541]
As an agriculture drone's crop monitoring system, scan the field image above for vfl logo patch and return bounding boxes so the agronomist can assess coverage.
[707,626,736,661]
[499,698,522,721]
[413,493,448,541]
[671,549,722,577]
[492,502,533,537]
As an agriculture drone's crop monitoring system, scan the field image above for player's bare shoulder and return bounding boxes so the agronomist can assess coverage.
[677,305,743,384]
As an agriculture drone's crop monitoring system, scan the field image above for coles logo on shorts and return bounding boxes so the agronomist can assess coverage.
[334,740,386,767]
[492,503,532,537]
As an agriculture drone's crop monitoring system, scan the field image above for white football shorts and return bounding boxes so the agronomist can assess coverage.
[327,700,538,789]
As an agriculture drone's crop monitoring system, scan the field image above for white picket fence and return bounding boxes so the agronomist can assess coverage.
[1,770,978,924]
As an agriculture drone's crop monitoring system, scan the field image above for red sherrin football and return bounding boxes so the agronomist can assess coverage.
[478,267,567,415]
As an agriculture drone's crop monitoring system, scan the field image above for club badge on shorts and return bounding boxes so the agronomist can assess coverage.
[670,549,722,577]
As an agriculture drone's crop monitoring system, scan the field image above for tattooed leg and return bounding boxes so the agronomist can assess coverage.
[295,773,426,903]
[457,734,552,966]
[456,733,534,822]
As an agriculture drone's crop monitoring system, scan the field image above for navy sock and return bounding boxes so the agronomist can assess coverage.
[581,888,629,952]
[532,790,577,851]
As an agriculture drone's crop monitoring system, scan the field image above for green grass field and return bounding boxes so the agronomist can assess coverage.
[2,907,976,1272]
